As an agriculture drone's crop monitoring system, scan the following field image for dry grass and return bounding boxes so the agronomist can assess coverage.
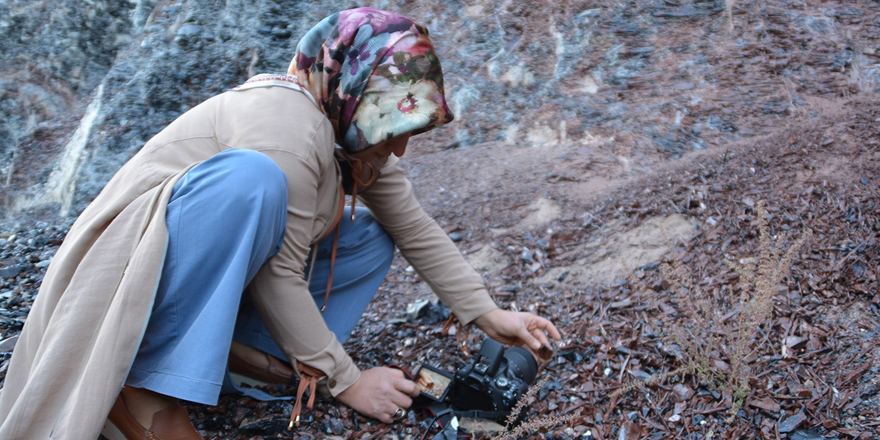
[618,201,811,422]
[719,201,812,418]
[488,377,574,440]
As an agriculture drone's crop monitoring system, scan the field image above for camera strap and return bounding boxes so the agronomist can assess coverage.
[422,407,512,440]
[452,409,511,421]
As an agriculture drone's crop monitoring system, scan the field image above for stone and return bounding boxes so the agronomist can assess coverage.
[459,417,504,437]
[790,429,830,440]
[0,335,19,352]
[0,265,25,278]
[778,412,808,433]
[176,23,203,37]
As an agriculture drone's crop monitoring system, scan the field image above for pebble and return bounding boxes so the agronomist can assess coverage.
[790,429,827,440]
[0,336,18,352]
[779,412,807,432]
[0,266,25,278]
[319,417,345,435]
[176,23,203,37]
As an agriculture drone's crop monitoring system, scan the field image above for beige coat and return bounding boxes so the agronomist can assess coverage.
[0,80,497,439]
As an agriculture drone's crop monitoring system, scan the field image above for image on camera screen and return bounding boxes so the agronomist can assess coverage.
[415,367,452,401]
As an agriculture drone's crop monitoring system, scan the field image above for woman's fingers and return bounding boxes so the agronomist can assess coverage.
[529,315,563,342]
[337,367,420,423]
[536,315,563,341]
[530,328,550,348]
[389,393,413,410]
[519,327,543,350]
[513,314,555,349]
[401,378,421,398]
[476,309,563,350]
[389,369,420,399]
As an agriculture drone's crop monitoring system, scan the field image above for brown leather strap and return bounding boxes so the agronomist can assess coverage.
[348,160,378,222]
[315,186,344,313]
[318,185,345,242]
[288,363,324,429]
[441,314,471,355]
[321,223,341,313]
[320,160,377,313]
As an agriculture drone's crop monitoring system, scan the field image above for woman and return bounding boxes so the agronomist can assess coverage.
[0,8,561,440]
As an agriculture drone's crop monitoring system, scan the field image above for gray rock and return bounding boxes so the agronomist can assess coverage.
[778,411,808,433]
[0,265,25,278]
[2,0,878,225]
[176,23,203,37]
[790,429,831,440]
[0,335,18,352]
[459,417,505,437]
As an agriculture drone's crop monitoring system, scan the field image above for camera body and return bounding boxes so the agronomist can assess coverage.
[414,338,537,420]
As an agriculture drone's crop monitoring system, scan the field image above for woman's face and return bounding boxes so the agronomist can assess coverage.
[349,133,411,162]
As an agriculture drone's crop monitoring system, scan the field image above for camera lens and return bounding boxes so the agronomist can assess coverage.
[503,347,537,385]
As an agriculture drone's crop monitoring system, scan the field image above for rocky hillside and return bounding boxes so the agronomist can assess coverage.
[2,0,878,220]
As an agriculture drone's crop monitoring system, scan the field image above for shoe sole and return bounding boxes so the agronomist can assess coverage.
[100,419,127,440]
[230,372,271,387]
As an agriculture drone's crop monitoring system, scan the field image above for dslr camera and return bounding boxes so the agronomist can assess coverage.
[413,338,537,421]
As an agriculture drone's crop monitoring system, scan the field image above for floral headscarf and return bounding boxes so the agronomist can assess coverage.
[290,8,454,154]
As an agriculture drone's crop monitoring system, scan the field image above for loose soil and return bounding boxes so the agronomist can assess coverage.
[1,0,879,439]
[172,93,879,440]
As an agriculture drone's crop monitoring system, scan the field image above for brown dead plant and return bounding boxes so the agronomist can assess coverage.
[490,376,575,440]
[719,201,812,418]
[621,201,812,422]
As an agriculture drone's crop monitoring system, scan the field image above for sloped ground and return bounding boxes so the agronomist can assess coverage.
[308,96,879,440]
[2,95,876,440]
[151,92,880,440]
[347,98,879,439]
[1,0,879,439]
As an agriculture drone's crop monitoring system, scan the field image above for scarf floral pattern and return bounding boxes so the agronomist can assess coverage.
[289,8,454,154]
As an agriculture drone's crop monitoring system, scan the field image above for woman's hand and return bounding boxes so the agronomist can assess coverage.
[335,366,420,423]
[473,308,562,351]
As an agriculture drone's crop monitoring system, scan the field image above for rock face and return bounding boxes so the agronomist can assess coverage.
[1,0,879,220]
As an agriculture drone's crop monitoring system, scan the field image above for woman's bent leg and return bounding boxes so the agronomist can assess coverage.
[233,206,394,361]
[126,149,287,406]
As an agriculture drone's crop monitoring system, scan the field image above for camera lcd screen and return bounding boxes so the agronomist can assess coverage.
[414,365,452,402]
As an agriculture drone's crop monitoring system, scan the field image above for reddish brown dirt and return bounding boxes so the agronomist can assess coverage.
[173,98,880,440]
[3,0,879,439]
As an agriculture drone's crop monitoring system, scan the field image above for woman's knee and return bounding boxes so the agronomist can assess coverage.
[170,149,288,237]
[218,149,287,203]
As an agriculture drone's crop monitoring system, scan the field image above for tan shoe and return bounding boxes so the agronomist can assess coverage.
[228,348,294,386]
[101,388,203,440]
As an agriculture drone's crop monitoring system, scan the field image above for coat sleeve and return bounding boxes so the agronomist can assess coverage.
[246,118,361,397]
[358,156,499,324]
